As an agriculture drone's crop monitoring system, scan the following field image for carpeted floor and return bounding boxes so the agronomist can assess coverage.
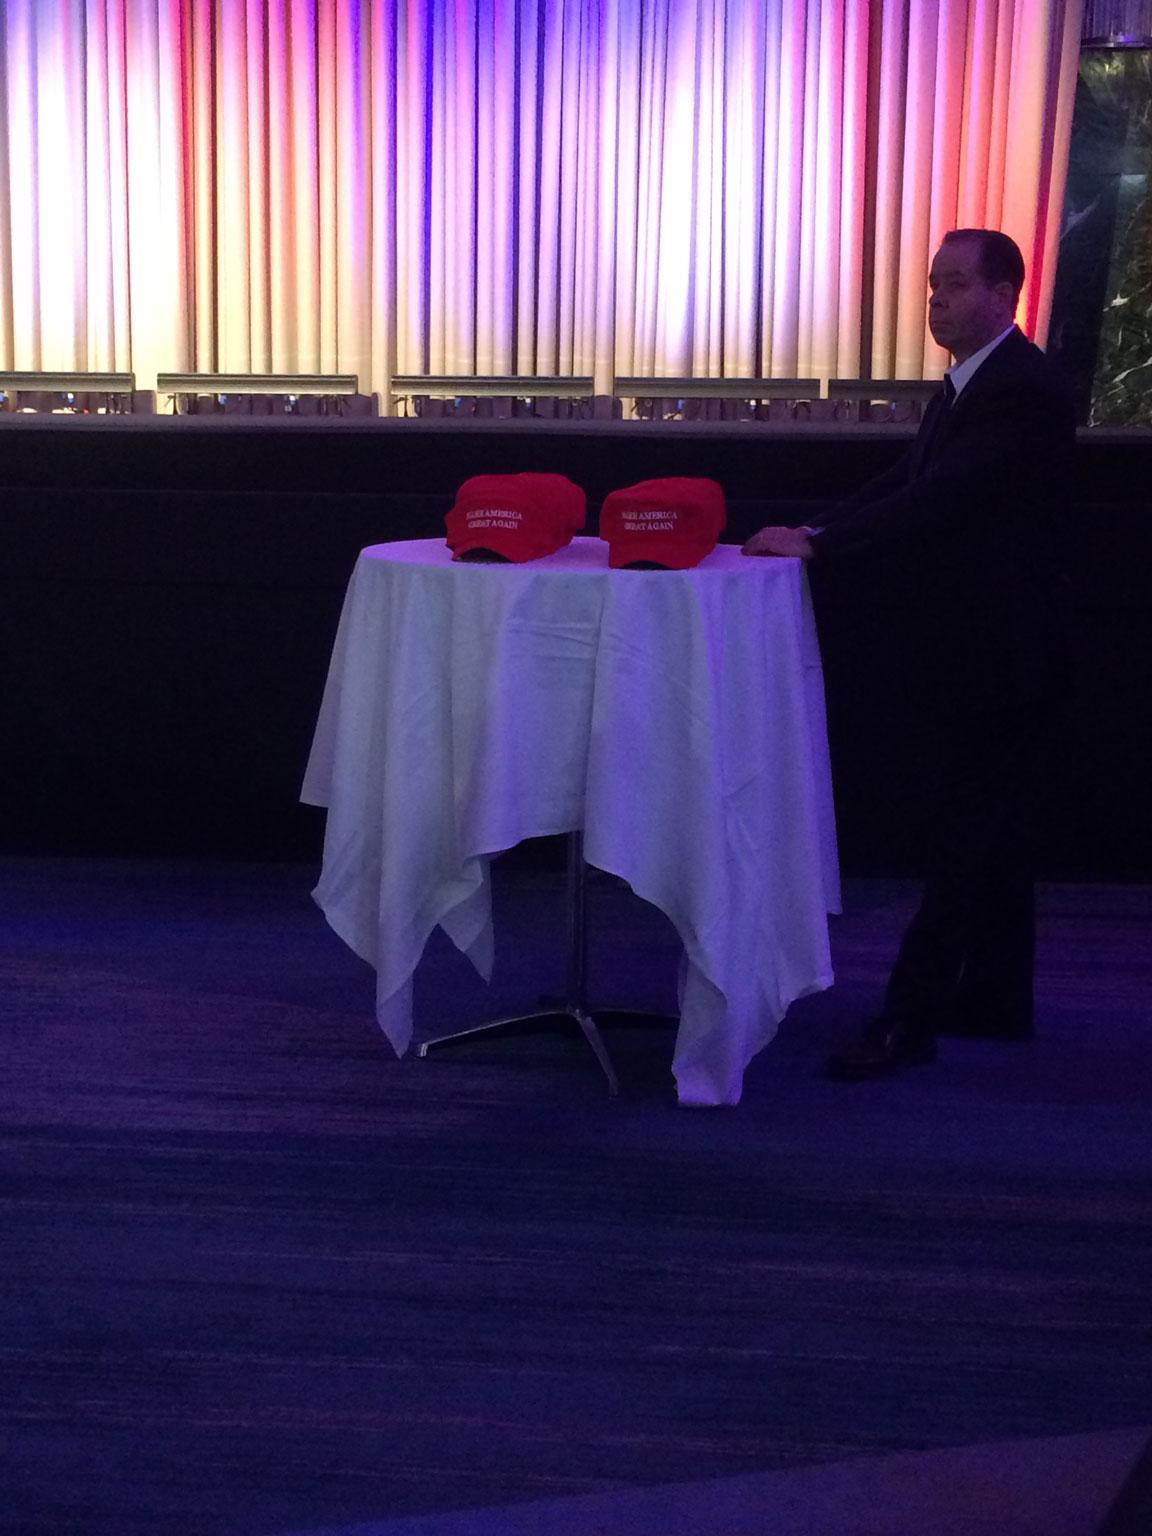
[2,858,1150,1536]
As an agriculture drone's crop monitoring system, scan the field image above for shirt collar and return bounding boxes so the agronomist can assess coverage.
[945,324,1016,400]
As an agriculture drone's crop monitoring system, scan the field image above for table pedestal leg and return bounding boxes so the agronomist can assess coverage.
[416,832,677,1095]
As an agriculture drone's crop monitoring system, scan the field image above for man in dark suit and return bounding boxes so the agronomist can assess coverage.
[744,228,1076,1078]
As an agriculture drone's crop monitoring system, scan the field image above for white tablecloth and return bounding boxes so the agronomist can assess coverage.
[301,536,839,1106]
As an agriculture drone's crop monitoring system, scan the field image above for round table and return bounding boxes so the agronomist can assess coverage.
[302,536,839,1106]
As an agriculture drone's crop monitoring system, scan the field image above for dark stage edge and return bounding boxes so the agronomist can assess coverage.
[3,411,1150,878]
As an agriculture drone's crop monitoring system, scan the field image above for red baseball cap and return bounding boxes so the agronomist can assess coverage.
[599,478,727,569]
[446,473,586,562]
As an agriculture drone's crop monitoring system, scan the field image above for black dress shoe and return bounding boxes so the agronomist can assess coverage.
[822,1016,938,1080]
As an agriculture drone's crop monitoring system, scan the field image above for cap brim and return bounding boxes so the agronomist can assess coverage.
[450,535,530,562]
[606,539,718,570]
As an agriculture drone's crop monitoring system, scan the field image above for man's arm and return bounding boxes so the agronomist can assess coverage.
[808,374,1071,561]
[743,425,920,557]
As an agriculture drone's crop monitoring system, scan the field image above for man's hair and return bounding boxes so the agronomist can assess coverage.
[942,229,1025,304]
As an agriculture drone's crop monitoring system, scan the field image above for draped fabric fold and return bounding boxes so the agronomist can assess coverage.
[0,0,1084,398]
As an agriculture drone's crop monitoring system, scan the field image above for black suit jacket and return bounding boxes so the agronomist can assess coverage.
[808,328,1077,709]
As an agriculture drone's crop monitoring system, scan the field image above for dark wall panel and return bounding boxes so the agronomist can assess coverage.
[1,418,1149,877]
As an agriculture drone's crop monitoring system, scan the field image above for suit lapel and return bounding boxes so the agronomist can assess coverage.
[910,327,1030,479]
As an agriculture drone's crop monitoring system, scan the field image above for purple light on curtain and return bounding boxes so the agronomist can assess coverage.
[0,0,1084,400]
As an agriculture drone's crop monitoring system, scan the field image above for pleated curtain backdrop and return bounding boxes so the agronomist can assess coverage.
[0,0,1084,402]
[0,0,187,385]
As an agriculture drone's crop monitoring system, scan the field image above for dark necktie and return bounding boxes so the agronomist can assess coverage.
[911,374,956,478]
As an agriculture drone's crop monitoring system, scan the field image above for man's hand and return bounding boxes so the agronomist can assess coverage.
[741,525,815,559]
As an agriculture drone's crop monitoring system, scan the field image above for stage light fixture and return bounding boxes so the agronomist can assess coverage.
[615,376,822,422]
[0,371,147,414]
[391,374,595,398]
[390,375,604,420]
[615,376,821,398]
[156,373,376,415]
[828,378,942,423]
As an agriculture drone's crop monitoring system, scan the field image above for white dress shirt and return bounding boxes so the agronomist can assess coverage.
[945,323,1016,399]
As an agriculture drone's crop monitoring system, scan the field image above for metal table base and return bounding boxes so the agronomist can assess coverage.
[417,832,677,1095]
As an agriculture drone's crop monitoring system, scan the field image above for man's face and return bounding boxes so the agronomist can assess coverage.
[927,239,1015,362]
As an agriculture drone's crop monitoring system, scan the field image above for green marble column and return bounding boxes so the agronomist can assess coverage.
[1090,51,1152,424]
[1049,49,1152,425]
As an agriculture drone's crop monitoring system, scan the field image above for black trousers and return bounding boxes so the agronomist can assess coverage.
[883,698,1056,1036]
